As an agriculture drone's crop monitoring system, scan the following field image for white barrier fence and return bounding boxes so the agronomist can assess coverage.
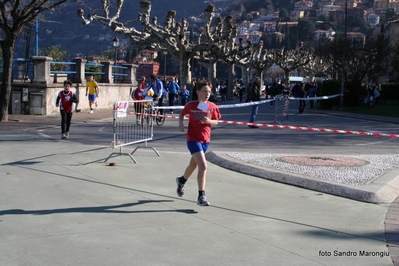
[105,100,161,163]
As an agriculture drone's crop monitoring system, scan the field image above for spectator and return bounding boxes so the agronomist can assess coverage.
[191,78,198,101]
[237,80,245,103]
[245,79,253,102]
[131,82,145,124]
[179,84,190,106]
[147,74,165,116]
[219,79,228,103]
[167,76,180,113]
[247,77,261,128]
[307,82,317,109]
[269,82,278,108]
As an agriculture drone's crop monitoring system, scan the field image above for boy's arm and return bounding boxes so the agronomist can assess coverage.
[85,84,89,96]
[178,112,185,132]
[202,117,218,126]
[95,82,100,96]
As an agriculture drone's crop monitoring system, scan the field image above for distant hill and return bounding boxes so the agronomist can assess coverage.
[15,0,211,60]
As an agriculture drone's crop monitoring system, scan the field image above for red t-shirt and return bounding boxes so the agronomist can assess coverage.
[132,87,144,100]
[181,100,221,143]
[60,90,74,113]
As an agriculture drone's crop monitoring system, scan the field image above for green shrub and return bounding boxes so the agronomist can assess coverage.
[319,80,341,109]
[380,83,399,103]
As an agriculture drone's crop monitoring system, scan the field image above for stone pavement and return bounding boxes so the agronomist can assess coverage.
[0,107,399,265]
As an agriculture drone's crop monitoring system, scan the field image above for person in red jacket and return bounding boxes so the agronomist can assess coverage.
[56,80,79,139]
[131,82,145,125]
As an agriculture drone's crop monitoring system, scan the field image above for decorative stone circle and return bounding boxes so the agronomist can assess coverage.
[276,156,369,167]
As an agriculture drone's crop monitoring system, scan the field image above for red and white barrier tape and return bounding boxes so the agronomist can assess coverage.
[153,114,398,138]
[113,94,398,138]
[154,94,342,110]
[217,119,399,138]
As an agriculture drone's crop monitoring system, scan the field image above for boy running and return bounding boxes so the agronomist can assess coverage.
[176,81,221,206]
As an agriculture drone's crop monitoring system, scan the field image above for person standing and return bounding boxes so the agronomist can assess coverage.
[85,75,99,114]
[367,84,375,106]
[307,82,317,109]
[298,82,307,114]
[191,78,198,101]
[247,77,261,128]
[131,82,145,124]
[219,79,228,103]
[56,80,79,139]
[237,80,245,103]
[147,74,165,117]
[176,81,221,206]
[269,82,278,108]
[179,84,190,106]
[245,79,253,102]
[167,76,180,113]
[140,76,146,89]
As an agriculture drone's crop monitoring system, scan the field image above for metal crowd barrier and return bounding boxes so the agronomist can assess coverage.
[274,94,296,124]
[274,94,342,124]
[105,100,160,163]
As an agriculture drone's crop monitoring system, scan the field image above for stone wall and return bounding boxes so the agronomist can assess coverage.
[10,56,137,115]
[11,82,134,115]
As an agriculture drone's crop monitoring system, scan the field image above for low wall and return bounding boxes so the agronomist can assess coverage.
[11,82,134,116]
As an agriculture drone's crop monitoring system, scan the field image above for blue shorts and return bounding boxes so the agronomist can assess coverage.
[187,141,209,155]
[88,94,97,102]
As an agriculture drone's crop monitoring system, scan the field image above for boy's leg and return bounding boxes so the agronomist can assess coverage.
[182,155,198,181]
[66,113,72,132]
[191,151,210,206]
[191,151,207,190]
[176,155,197,197]
[60,110,66,134]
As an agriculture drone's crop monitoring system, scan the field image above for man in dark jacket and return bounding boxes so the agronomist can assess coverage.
[248,77,261,128]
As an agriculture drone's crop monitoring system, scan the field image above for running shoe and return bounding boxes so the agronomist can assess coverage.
[176,176,185,197]
[197,195,210,206]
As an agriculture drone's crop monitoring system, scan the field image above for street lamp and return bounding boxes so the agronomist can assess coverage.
[163,51,167,78]
[113,36,119,83]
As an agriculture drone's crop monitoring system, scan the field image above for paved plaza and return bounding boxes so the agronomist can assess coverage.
[0,104,398,266]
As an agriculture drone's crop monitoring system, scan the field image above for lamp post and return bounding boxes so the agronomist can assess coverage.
[341,1,348,110]
[315,21,336,78]
[315,20,344,109]
[112,36,119,83]
[163,51,167,78]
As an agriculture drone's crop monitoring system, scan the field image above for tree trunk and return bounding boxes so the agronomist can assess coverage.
[241,66,249,85]
[256,69,264,86]
[0,38,16,122]
[180,54,191,86]
[227,63,235,99]
[284,69,290,86]
[206,61,217,95]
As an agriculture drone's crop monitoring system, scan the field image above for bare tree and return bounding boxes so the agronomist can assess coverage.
[78,0,209,86]
[301,56,330,80]
[78,1,260,99]
[248,41,274,85]
[272,47,314,86]
[316,38,377,105]
[0,0,69,122]
[200,7,253,98]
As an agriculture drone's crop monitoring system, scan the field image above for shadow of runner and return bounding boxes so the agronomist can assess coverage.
[0,200,197,215]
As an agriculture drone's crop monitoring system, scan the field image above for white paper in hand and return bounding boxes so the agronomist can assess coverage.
[197,101,209,112]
